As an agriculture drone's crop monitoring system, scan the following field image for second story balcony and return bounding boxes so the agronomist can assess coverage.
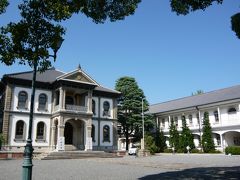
[53,87,92,114]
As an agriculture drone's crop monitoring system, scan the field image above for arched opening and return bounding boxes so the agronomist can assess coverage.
[64,122,73,144]
[223,131,240,147]
[64,119,85,150]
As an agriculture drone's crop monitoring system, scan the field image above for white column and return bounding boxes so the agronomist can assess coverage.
[168,115,171,128]
[87,90,93,113]
[59,88,63,110]
[218,107,222,126]
[63,89,66,110]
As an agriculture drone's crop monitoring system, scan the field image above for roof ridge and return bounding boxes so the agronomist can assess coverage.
[151,84,240,106]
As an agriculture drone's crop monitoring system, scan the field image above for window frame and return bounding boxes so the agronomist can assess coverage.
[91,124,95,142]
[17,91,28,110]
[36,121,46,142]
[15,120,25,141]
[103,101,110,117]
[103,125,110,142]
[38,93,48,111]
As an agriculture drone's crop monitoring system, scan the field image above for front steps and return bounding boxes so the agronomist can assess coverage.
[41,151,120,160]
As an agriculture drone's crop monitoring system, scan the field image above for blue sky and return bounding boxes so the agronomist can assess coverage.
[0,0,240,104]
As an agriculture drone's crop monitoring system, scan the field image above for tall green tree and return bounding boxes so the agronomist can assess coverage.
[169,118,180,151]
[115,76,153,150]
[0,0,8,14]
[202,112,215,153]
[155,128,167,152]
[170,0,240,39]
[179,115,195,152]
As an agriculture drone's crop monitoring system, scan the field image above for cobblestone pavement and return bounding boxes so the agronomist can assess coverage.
[1,154,240,180]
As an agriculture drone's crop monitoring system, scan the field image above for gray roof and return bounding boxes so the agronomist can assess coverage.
[149,85,240,114]
[4,67,64,83]
[95,86,121,94]
[3,68,120,95]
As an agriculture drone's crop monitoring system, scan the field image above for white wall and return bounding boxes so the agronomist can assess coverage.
[10,114,50,147]
[13,86,52,114]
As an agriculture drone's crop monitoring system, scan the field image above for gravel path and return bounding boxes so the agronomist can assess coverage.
[0,154,240,180]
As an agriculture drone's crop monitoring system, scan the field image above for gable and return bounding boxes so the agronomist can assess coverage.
[57,69,99,86]
[65,72,92,83]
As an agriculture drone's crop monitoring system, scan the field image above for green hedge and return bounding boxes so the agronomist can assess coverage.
[0,134,4,150]
[225,146,240,155]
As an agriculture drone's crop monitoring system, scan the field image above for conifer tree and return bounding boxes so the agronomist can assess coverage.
[155,128,167,152]
[179,115,195,152]
[202,112,215,153]
[169,118,180,151]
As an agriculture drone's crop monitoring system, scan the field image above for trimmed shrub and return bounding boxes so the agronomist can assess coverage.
[163,149,172,153]
[0,134,5,150]
[191,149,201,153]
[225,146,240,155]
[145,135,158,154]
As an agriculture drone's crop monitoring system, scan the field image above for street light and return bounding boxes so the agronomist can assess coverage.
[141,97,145,150]
[22,38,64,180]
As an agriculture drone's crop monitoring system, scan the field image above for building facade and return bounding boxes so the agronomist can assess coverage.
[149,85,240,151]
[0,67,120,152]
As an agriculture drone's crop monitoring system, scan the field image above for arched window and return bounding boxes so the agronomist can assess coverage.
[18,91,28,109]
[188,115,193,125]
[38,93,47,111]
[91,124,95,142]
[15,120,25,140]
[92,100,96,115]
[228,107,237,114]
[103,125,110,142]
[214,111,219,122]
[66,96,74,105]
[103,101,110,117]
[36,122,45,140]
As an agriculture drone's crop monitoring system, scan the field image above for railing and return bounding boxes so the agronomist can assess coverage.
[65,104,88,112]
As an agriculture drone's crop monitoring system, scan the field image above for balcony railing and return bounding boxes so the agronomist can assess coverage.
[65,104,88,112]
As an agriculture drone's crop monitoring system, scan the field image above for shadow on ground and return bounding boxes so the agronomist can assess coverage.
[139,166,240,180]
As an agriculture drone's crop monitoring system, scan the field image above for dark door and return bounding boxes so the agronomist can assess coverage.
[64,122,73,144]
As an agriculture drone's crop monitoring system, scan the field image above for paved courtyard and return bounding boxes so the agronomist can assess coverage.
[1,154,240,180]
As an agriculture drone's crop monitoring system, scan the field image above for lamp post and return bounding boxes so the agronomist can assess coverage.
[141,97,145,150]
[22,38,63,180]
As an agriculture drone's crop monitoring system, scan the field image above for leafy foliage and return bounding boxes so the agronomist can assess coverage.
[170,0,239,40]
[202,112,215,153]
[225,146,240,155]
[179,115,195,152]
[145,135,158,154]
[170,0,223,15]
[115,76,153,150]
[169,118,180,151]
[231,13,240,39]
[0,0,8,14]
[0,0,65,71]
[0,0,141,71]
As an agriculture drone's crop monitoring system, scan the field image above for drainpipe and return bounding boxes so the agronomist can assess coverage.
[196,106,202,152]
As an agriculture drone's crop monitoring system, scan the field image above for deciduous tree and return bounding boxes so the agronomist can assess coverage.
[170,0,240,39]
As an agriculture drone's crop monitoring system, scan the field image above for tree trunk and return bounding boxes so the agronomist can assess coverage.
[125,125,129,151]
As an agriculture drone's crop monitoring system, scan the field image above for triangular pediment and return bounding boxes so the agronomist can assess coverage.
[65,72,92,83]
[56,69,99,86]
